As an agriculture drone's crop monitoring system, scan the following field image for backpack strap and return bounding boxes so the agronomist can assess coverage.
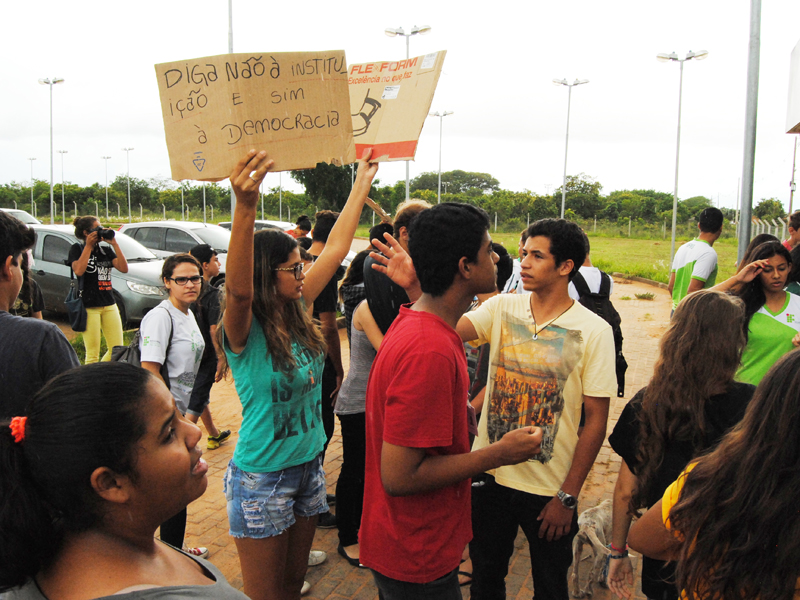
[161,306,174,359]
[598,271,611,296]
[571,271,590,298]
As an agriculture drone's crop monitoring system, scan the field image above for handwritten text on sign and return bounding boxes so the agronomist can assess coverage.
[155,51,356,182]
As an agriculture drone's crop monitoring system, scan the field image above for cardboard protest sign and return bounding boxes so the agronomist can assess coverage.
[787,38,800,134]
[155,51,356,181]
[348,51,446,162]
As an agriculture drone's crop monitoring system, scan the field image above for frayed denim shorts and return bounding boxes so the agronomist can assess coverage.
[223,455,329,539]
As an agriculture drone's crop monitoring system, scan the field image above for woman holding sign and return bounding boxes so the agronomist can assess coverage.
[219,148,377,600]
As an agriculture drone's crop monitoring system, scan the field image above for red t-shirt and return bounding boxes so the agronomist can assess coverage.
[783,239,794,251]
[360,306,472,583]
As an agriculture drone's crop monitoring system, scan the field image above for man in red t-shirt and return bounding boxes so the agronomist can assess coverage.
[361,203,543,600]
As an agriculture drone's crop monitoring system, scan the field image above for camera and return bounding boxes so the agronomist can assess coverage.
[90,225,115,241]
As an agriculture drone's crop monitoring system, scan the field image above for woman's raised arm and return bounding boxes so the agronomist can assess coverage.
[223,150,274,353]
[301,149,378,304]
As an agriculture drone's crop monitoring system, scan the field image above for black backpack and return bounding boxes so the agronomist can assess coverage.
[572,271,627,397]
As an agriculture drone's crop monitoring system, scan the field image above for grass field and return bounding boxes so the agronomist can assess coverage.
[356,226,740,285]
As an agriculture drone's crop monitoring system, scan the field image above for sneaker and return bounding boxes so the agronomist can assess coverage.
[183,546,209,559]
[301,581,311,596]
[326,493,336,506]
[316,510,337,529]
[308,550,327,566]
[207,430,232,450]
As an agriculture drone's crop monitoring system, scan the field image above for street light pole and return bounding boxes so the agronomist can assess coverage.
[429,111,454,203]
[102,156,111,220]
[28,158,36,216]
[553,78,589,219]
[790,137,797,215]
[58,150,68,223]
[657,50,708,268]
[385,25,431,202]
[122,148,134,222]
[38,77,64,224]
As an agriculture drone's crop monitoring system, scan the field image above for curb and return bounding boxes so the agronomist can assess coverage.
[611,273,668,290]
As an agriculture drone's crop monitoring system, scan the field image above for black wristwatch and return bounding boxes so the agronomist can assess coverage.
[557,490,578,510]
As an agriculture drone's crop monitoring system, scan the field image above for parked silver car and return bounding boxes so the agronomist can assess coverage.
[119,221,230,284]
[218,219,293,232]
[30,225,167,327]
[1,208,41,225]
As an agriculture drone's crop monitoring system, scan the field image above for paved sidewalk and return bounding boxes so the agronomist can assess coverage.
[183,277,670,600]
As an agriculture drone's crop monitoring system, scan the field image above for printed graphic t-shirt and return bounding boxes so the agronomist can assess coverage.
[465,294,616,496]
[737,292,800,385]
[140,301,205,414]
[361,306,472,584]
[670,239,718,310]
[223,318,325,473]
[68,243,117,308]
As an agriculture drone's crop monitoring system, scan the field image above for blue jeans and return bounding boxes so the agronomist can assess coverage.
[224,455,328,539]
[371,568,462,600]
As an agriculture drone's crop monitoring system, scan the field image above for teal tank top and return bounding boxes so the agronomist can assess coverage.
[224,319,325,473]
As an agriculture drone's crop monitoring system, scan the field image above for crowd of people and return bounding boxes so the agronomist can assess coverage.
[3,151,800,600]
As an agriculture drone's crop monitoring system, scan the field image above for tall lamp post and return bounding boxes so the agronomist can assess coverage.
[57,150,68,223]
[28,158,36,216]
[101,156,111,220]
[657,50,708,268]
[385,25,431,202]
[553,78,589,219]
[38,77,65,224]
[122,148,134,222]
[429,111,454,203]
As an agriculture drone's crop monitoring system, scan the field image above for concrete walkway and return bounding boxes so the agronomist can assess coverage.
[182,276,671,600]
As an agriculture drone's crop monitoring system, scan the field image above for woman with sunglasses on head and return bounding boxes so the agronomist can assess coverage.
[0,362,248,600]
[138,252,206,556]
[219,149,378,600]
[712,241,800,385]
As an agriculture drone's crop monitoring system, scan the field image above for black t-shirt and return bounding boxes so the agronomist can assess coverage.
[190,282,221,365]
[363,255,409,335]
[0,311,81,418]
[11,279,45,317]
[68,243,117,308]
[608,381,755,599]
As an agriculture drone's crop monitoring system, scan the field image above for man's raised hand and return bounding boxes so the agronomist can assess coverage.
[369,233,418,291]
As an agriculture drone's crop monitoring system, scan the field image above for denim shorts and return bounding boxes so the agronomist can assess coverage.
[223,455,328,539]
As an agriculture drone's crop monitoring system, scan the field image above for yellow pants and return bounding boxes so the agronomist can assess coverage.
[84,304,123,363]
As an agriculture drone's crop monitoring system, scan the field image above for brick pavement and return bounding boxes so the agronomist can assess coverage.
[183,276,670,600]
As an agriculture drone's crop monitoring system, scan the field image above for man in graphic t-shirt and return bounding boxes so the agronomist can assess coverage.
[668,207,724,311]
[457,219,616,600]
[362,203,542,600]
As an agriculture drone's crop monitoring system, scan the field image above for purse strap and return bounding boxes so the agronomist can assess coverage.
[69,244,85,294]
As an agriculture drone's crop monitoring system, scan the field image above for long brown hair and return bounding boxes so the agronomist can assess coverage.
[669,350,800,600]
[631,290,746,514]
[217,230,325,377]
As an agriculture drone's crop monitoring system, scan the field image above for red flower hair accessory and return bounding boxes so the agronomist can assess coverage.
[9,416,27,444]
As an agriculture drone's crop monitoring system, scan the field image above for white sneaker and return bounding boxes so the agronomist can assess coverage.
[301,581,311,596]
[308,550,328,566]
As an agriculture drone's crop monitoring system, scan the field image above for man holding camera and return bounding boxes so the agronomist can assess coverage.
[69,216,128,363]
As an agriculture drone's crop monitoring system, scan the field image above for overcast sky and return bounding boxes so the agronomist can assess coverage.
[3,0,800,212]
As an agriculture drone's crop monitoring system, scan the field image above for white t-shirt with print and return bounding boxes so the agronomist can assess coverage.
[140,300,205,414]
[465,293,616,496]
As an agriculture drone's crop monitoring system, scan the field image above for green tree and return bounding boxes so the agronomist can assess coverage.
[411,170,500,196]
[290,163,356,211]
[753,197,786,222]
[556,174,603,219]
